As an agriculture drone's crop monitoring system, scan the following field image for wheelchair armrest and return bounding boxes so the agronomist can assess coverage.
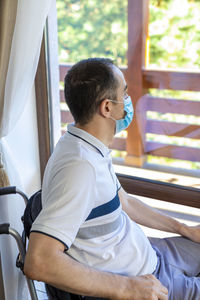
[0,186,16,195]
[0,223,10,234]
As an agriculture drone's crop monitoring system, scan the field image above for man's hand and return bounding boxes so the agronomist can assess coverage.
[180,224,200,243]
[114,274,168,300]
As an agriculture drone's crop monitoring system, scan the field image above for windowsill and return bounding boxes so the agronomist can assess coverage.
[113,160,200,189]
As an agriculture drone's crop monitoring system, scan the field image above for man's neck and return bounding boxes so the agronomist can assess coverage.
[75,118,114,147]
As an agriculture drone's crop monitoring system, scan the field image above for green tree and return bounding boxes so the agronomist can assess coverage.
[57,0,200,70]
[56,0,127,66]
[149,0,200,69]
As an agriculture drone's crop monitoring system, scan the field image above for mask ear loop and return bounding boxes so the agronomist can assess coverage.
[110,116,116,122]
[107,99,124,104]
[108,99,125,123]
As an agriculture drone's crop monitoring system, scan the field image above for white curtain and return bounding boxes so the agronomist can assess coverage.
[0,0,53,299]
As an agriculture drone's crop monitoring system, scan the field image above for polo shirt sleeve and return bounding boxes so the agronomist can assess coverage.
[31,160,96,249]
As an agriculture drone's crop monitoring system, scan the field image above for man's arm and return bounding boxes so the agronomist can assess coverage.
[119,187,200,243]
[24,232,168,300]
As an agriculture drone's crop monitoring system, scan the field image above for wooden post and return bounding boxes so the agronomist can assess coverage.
[125,0,149,166]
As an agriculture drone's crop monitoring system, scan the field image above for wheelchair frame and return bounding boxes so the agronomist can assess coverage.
[0,186,38,300]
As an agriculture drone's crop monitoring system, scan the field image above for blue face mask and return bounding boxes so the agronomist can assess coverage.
[109,95,134,134]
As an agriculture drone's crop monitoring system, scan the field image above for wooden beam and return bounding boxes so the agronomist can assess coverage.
[61,110,74,124]
[140,95,200,116]
[143,69,200,92]
[117,174,200,208]
[125,0,149,164]
[59,63,72,82]
[60,90,65,103]
[146,120,200,139]
[35,2,60,181]
[35,36,51,181]
[146,142,200,162]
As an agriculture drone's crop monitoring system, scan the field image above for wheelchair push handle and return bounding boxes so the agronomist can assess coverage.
[0,186,28,205]
[0,186,16,195]
[0,223,10,234]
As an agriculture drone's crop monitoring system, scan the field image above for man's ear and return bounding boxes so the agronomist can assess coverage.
[99,99,112,118]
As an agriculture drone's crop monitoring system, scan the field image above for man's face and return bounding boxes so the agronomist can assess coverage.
[111,65,128,120]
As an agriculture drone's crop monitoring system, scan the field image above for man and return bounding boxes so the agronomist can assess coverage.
[24,58,200,300]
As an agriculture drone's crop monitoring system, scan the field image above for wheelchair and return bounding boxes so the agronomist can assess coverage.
[0,186,106,300]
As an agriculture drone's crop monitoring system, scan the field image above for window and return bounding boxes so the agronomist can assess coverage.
[43,0,200,214]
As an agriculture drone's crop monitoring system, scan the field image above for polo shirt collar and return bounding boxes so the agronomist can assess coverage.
[67,124,111,157]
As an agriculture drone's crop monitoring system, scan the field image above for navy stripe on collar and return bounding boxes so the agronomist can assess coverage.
[67,131,104,157]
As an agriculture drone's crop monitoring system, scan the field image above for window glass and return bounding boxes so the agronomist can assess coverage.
[140,0,200,178]
[56,0,200,190]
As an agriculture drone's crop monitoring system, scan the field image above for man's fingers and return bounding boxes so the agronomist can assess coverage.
[134,274,168,300]
[161,286,168,295]
[158,291,168,300]
[146,274,168,299]
[158,282,168,300]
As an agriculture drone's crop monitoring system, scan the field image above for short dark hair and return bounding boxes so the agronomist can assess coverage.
[64,58,119,125]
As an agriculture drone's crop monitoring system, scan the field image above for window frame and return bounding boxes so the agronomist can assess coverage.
[35,1,61,180]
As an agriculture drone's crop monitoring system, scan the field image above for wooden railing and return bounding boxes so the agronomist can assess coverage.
[118,174,200,208]
[123,0,200,167]
[58,0,200,168]
[59,64,200,166]
[143,69,200,92]
[137,94,200,163]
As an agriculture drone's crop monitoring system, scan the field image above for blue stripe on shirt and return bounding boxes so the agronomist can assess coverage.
[86,193,120,221]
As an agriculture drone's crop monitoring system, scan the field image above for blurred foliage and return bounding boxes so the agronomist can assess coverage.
[57,0,200,70]
[149,0,200,69]
[56,0,127,66]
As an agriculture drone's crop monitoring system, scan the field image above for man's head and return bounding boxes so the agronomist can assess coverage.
[64,58,119,125]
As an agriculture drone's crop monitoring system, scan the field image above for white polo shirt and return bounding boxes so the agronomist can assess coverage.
[32,124,157,276]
